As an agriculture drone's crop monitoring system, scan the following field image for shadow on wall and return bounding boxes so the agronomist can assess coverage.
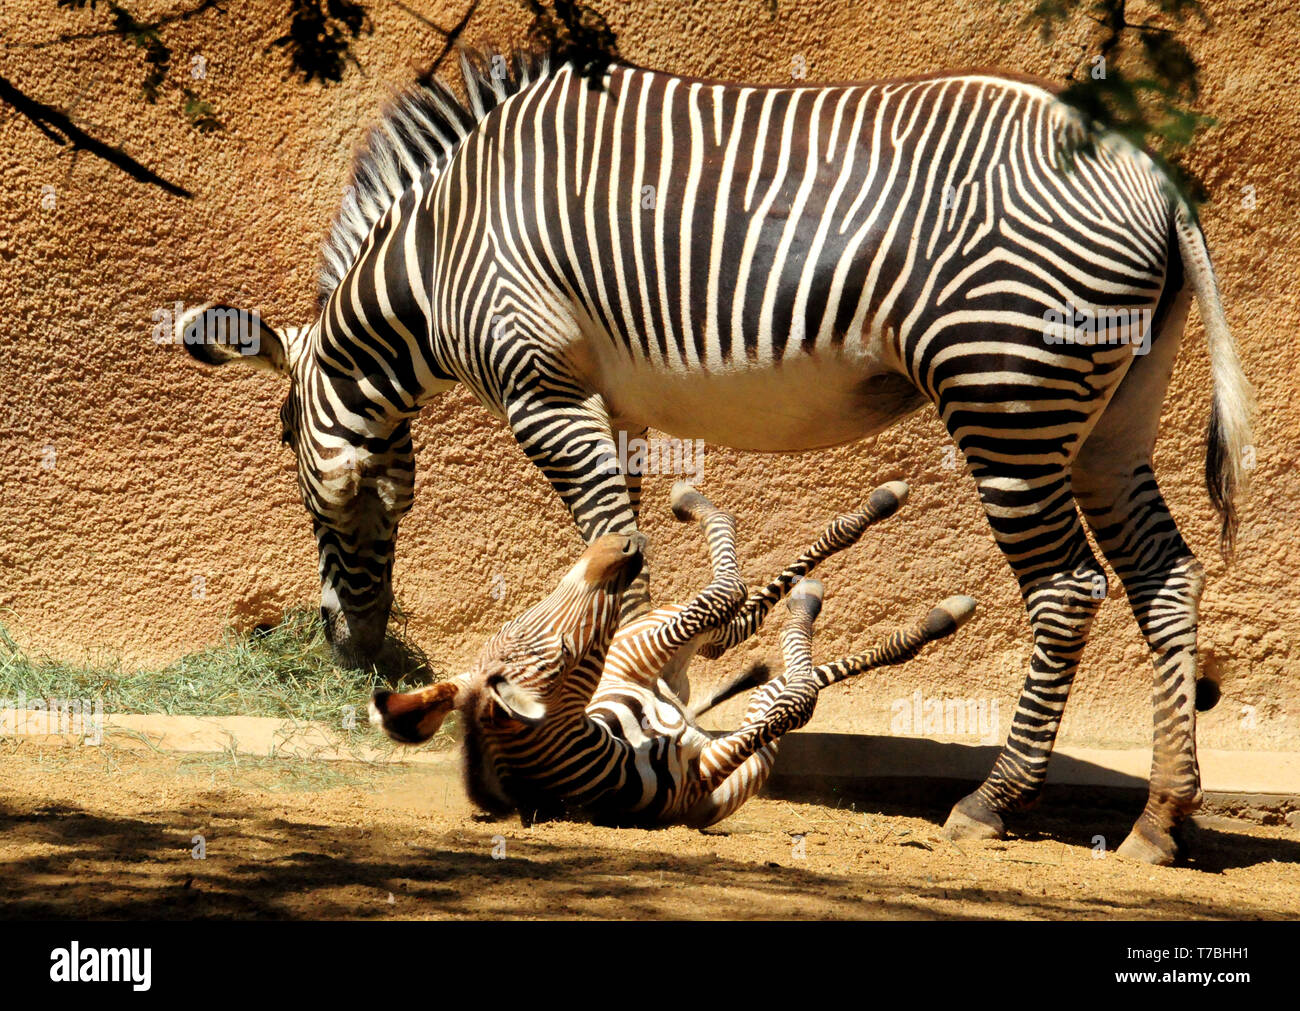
[768,733,1147,796]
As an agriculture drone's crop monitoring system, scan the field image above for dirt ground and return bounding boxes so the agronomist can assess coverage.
[1,739,1298,920]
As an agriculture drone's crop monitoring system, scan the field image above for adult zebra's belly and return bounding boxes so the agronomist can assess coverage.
[593,350,927,452]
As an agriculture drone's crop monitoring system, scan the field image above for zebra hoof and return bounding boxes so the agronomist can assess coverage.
[923,595,977,641]
[785,578,824,621]
[1116,826,1178,866]
[670,481,715,522]
[942,795,1004,841]
[865,480,909,520]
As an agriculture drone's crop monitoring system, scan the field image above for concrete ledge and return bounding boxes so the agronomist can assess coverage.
[0,710,456,767]
[4,713,1297,816]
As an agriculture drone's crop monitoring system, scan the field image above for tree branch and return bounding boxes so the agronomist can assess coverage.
[392,0,479,77]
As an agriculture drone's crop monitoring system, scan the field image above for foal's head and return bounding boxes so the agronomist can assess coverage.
[369,533,643,743]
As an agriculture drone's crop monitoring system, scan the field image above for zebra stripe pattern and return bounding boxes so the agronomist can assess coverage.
[371,483,974,827]
[185,45,1252,862]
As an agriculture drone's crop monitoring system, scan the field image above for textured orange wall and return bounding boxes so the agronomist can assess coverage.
[1,0,1296,750]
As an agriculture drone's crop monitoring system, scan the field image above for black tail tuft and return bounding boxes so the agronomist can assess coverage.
[1204,402,1238,561]
[1195,677,1221,712]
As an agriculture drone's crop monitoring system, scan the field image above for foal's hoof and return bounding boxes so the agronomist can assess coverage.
[942,794,1004,841]
[670,482,716,521]
[786,578,824,621]
[1116,826,1178,866]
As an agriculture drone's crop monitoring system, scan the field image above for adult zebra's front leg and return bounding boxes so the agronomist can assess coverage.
[504,376,651,620]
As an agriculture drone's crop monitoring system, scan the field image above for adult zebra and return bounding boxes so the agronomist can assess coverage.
[180,47,1252,863]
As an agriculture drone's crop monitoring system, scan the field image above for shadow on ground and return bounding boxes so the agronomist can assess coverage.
[1,790,1296,920]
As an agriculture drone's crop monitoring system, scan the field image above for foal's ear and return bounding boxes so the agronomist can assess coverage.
[487,677,547,726]
[177,303,289,376]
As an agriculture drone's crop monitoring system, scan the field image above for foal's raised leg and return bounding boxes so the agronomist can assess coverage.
[613,422,651,621]
[810,594,977,688]
[692,587,975,823]
[682,479,911,718]
[699,481,909,660]
[696,581,827,792]
[602,483,748,698]
[650,479,907,699]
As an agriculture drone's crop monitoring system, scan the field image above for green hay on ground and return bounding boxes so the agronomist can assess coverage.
[0,608,442,731]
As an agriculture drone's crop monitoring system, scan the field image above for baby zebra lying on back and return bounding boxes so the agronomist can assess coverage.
[369,483,975,827]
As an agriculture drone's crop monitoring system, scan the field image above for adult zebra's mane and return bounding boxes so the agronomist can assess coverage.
[318,46,560,309]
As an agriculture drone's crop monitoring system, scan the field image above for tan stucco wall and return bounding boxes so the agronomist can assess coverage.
[2,0,1296,751]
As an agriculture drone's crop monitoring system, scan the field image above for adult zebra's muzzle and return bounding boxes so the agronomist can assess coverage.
[320,590,392,671]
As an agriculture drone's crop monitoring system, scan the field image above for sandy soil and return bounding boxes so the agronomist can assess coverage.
[1,739,1298,920]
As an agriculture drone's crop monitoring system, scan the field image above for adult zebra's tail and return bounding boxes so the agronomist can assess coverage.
[1175,204,1255,557]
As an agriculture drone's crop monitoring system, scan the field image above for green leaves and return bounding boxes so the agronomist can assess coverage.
[1016,0,1216,206]
[182,87,221,133]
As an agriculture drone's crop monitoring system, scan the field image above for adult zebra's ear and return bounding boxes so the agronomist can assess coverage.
[177,303,289,377]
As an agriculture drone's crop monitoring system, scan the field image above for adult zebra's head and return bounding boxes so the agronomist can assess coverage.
[179,303,415,670]
[368,534,644,747]
[174,51,560,669]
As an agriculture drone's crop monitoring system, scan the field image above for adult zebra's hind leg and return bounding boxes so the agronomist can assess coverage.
[1076,463,1205,864]
[1072,289,1208,864]
[943,466,1108,841]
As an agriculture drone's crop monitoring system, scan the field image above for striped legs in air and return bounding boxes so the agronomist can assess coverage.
[697,481,911,660]
[692,582,976,826]
[637,480,910,704]
[603,482,750,698]
[664,481,976,827]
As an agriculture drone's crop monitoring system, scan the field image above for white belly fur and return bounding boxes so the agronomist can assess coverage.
[588,347,925,452]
